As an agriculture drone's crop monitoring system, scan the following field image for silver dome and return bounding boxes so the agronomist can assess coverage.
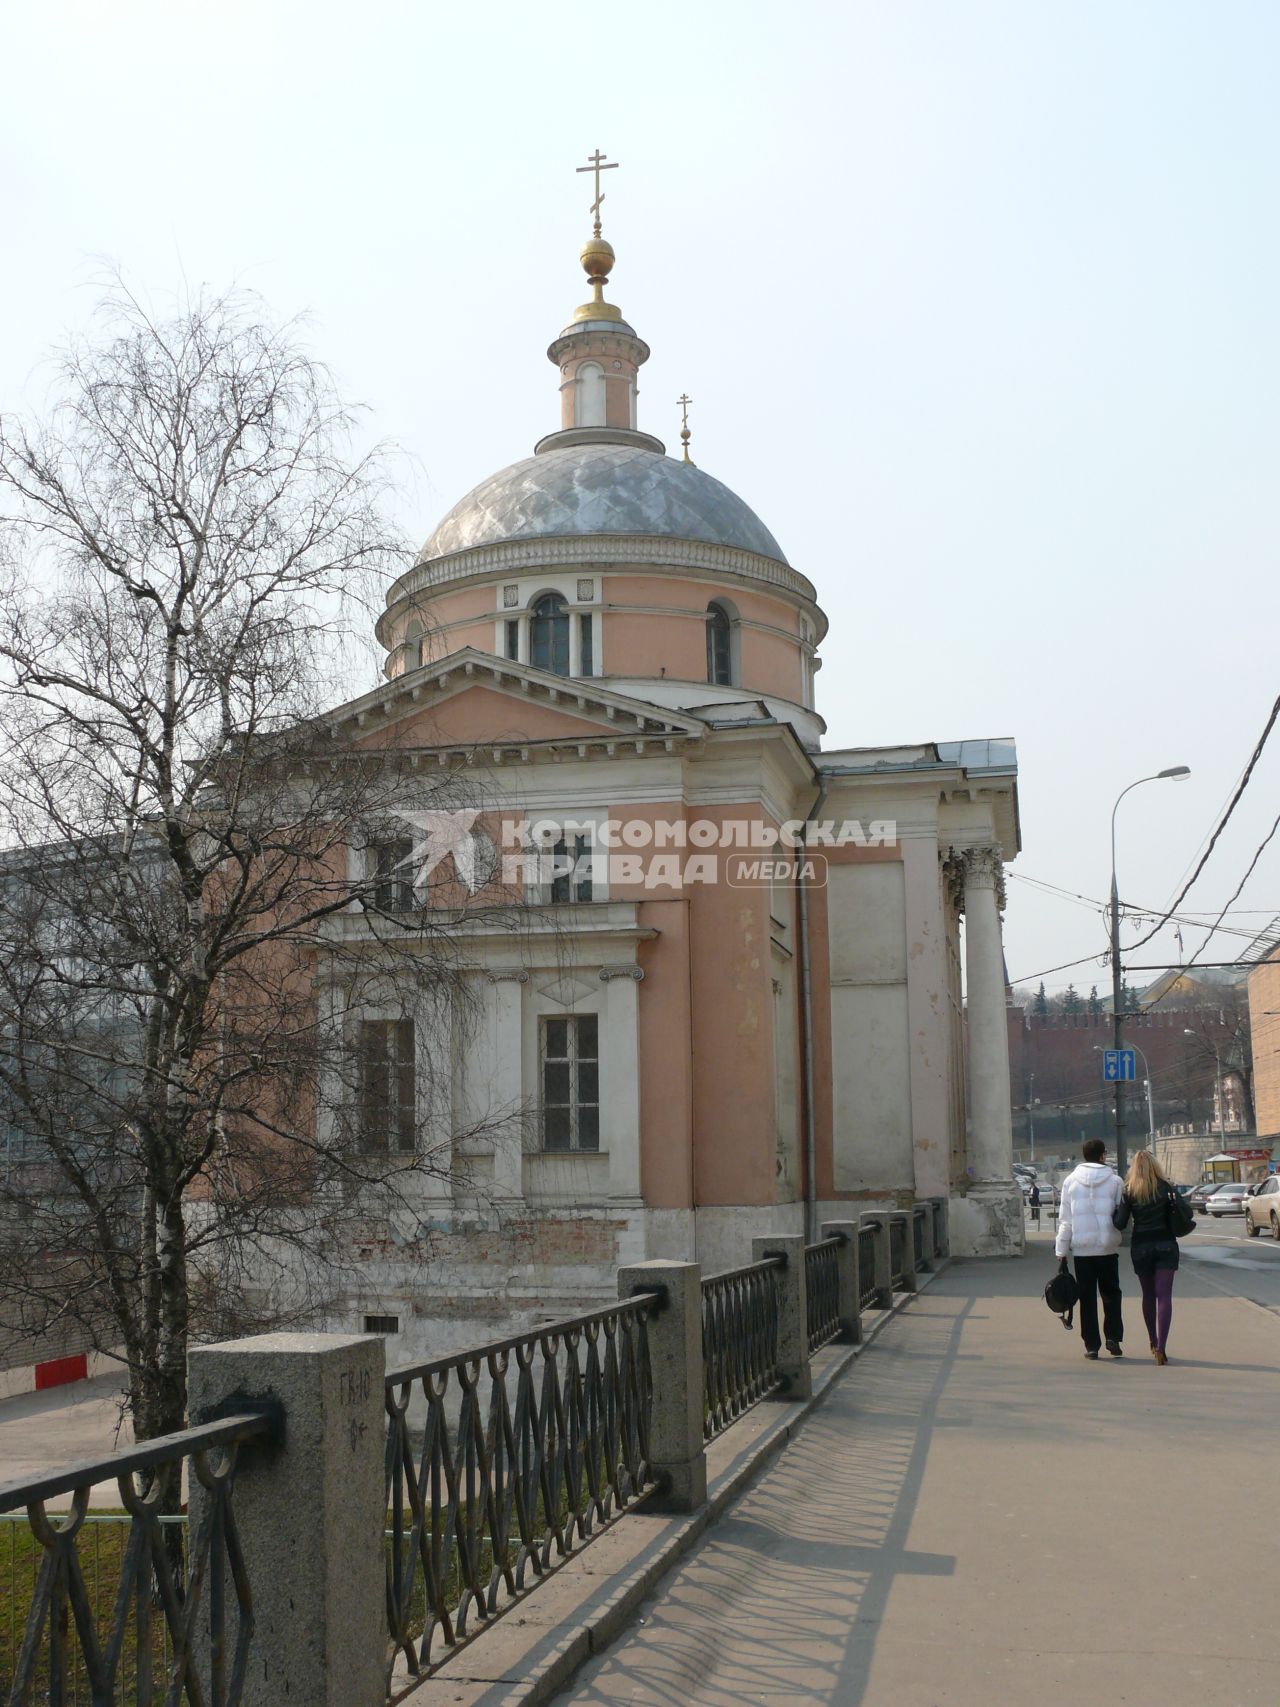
[422,443,788,565]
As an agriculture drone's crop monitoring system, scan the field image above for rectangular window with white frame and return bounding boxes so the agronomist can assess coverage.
[356,1017,416,1152]
[365,836,415,912]
[541,1013,599,1151]
[523,818,604,904]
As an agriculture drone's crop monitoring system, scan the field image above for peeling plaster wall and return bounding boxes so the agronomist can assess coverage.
[828,861,914,1193]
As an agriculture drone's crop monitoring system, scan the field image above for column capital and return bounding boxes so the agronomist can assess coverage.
[941,852,967,912]
[946,844,1006,911]
[599,964,645,982]
[486,969,530,984]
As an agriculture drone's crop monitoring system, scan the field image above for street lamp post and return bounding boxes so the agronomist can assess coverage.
[1110,766,1190,1176]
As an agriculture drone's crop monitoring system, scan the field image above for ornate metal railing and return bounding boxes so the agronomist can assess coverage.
[932,1199,945,1255]
[804,1236,843,1354]
[912,1206,927,1268]
[858,1225,878,1310]
[889,1216,906,1286]
[701,1257,782,1441]
[0,1410,275,1706]
[383,1293,658,1696]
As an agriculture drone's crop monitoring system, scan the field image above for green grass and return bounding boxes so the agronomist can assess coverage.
[0,1512,185,1705]
[2,1464,647,1700]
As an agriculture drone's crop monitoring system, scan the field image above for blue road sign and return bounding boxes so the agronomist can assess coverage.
[1102,1049,1136,1083]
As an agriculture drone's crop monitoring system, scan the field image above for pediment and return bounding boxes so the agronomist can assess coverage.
[536,975,597,1008]
[328,648,708,752]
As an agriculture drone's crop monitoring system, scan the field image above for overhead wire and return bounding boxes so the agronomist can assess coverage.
[1123,688,1280,953]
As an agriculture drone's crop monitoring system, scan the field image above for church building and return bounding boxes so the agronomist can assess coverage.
[321,178,1024,1354]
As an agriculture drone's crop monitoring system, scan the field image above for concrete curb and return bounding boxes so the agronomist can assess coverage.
[400,1262,949,1707]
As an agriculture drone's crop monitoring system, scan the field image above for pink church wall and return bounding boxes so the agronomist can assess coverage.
[355,686,612,748]
[602,574,807,702]
[384,572,814,704]
[636,899,695,1209]
[386,586,496,675]
[601,801,785,1210]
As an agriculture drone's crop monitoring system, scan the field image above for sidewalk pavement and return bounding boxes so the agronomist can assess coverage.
[558,1241,1277,1707]
[0,1373,131,1503]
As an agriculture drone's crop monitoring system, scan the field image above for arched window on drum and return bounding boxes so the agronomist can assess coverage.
[574,361,606,428]
[706,600,736,687]
[530,593,570,677]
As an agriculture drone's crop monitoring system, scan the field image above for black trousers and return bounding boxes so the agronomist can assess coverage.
[1073,1254,1123,1352]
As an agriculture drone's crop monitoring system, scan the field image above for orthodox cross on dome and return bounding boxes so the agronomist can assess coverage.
[677,393,694,464]
[576,149,619,237]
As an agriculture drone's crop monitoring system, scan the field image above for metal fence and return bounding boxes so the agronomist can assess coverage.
[2,1210,948,1705]
[701,1258,782,1440]
[382,1293,657,1696]
[803,1236,843,1354]
[912,1207,927,1268]
[932,1199,945,1256]
[858,1225,878,1310]
[0,1410,274,1707]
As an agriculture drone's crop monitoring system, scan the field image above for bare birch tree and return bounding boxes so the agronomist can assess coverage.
[0,283,503,1449]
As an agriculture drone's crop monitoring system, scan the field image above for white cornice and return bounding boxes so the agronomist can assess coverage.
[378,535,823,643]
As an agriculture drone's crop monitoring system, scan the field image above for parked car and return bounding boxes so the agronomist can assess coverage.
[1206,1183,1251,1217]
[1244,1176,1280,1239]
[1188,1181,1224,1214]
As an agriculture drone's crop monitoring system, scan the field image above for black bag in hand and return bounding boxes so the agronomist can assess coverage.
[1166,1185,1196,1238]
[1044,1258,1079,1330]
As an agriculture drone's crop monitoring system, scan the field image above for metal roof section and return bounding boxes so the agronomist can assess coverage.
[816,738,1018,778]
[420,443,788,567]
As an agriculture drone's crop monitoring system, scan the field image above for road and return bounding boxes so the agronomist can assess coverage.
[1177,1214,1280,1311]
[1026,1204,1280,1310]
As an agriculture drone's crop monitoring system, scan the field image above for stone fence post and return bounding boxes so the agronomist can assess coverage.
[752,1233,812,1401]
[819,1220,863,1344]
[617,1259,706,1513]
[859,1213,894,1308]
[188,1332,386,1707]
[892,1210,918,1291]
[931,1196,951,1260]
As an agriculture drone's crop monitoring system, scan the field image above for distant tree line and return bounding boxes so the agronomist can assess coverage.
[1012,980,1130,1019]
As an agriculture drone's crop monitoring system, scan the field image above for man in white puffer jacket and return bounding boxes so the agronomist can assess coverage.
[1055,1138,1126,1359]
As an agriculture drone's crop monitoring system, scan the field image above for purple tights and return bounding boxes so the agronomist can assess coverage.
[1139,1267,1175,1353]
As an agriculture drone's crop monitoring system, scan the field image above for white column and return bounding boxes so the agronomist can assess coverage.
[517,614,529,665]
[600,965,643,1202]
[487,971,528,1201]
[419,988,454,1201]
[962,847,1014,1183]
[568,608,582,677]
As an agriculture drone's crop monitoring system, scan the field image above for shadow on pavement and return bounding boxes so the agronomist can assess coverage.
[564,1295,973,1707]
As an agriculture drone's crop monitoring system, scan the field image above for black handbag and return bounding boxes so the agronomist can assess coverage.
[1044,1259,1079,1329]
[1166,1185,1196,1238]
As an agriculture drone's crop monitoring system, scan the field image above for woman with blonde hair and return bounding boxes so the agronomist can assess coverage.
[1113,1150,1184,1364]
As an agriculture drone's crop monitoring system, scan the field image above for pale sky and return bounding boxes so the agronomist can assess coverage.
[3,0,1278,997]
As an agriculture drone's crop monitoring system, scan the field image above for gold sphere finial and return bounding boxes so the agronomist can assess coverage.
[580,236,615,285]
[573,237,622,323]
[571,150,624,323]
